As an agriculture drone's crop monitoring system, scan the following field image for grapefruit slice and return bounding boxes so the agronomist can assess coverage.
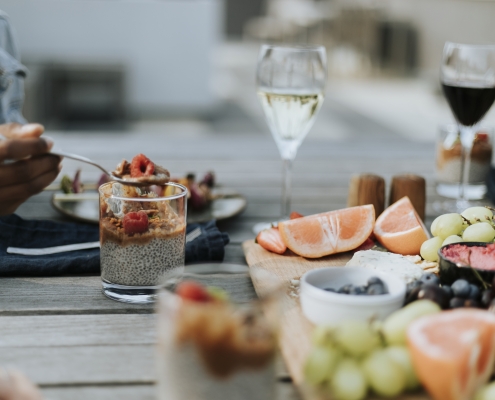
[407,309,495,400]
[373,196,428,255]
[278,205,375,258]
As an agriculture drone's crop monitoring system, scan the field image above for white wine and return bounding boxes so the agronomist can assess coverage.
[257,90,324,159]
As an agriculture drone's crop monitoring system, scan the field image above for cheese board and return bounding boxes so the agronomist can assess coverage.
[242,239,430,400]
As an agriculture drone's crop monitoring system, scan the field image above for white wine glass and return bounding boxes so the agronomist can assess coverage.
[254,45,326,233]
[438,42,495,213]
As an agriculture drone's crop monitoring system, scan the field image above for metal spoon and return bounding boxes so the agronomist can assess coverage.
[50,150,145,187]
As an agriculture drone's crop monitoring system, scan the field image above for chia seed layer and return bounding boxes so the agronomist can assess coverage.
[101,233,185,286]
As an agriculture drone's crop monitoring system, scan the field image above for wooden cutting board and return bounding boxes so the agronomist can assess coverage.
[242,240,429,400]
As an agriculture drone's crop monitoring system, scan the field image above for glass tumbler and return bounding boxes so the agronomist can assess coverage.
[99,181,187,304]
[156,264,282,400]
[436,124,493,200]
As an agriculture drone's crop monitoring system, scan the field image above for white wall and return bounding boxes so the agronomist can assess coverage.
[0,0,223,116]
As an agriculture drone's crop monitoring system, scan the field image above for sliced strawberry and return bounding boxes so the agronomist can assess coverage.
[176,281,212,302]
[123,210,149,235]
[290,211,304,219]
[256,227,287,254]
[130,154,155,177]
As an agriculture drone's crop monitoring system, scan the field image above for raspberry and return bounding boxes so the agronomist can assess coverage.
[130,154,154,177]
[175,281,212,303]
[123,211,149,235]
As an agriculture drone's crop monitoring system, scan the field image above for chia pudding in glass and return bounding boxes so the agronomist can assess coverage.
[99,179,187,304]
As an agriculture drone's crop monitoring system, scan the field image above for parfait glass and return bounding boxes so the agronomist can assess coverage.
[254,45,327,233]
[438,42,495,212]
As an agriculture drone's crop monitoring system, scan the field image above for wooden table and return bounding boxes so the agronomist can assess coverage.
[1,99,450,399]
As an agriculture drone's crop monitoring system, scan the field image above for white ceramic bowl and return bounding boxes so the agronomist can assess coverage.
[300,267,406,326]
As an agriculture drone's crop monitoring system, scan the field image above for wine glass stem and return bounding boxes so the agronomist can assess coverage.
[458,125,475,202]
[281,158,293,220]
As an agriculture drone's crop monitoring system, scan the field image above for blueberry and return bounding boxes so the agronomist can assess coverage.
[417,286,449,309]
[324,288,336,293]
[481,290,494,307]
[338,284,353,294]
[404,287,422,305]
[367,277,384,286]
[464,299,481,308]
[406,280,422,294]
[420,273,440,286]
[468,284,481,301]
[348,286,365,295]
[451,279,471,298]
[450,297,465,309]
[367,283,386,295]
[441,285,453,298]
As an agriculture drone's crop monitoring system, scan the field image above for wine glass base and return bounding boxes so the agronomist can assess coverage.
[432,199,490,214]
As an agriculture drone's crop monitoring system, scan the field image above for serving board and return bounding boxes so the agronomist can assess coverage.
[242,240,429,400]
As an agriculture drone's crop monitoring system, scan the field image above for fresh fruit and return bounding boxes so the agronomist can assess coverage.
[461,207,494,225]
[420,236,444,261]
[355,237,375,251]
[206,286,229,302]
[333,320,381,358]
[256,227,287,254]
[304,346,341,385]
[329,358,367,400]
[130,153,154,177]
[176,281,212,302]
[431,213,464,239]
[442,235,463,246]
[382,300,441,345]
[416,286,450,309]
[384,346,420,390]
[290,211,304,219]
[278,205,375,258]
[122,210,149,235]
[407,309,495,400]
[475,382,495,400]
[451,279,471,298]
[462,222,495,243]
[373,197,429,255]
[362,349,407,397]
[311,325,333,346]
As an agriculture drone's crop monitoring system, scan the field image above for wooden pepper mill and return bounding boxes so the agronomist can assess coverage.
[347,174,385,218]
[389,174,426,221]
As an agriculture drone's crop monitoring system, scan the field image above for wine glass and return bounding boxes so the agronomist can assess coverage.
[439,42,495,213]
[254,45,327,233]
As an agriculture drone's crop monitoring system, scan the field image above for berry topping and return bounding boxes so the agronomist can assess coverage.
[123,210,149,235]
[290,211,304,219]
[176,281,212,303]
[130,154,155,177]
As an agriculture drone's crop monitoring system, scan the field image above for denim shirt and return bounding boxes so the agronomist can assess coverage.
[0,11,27,124]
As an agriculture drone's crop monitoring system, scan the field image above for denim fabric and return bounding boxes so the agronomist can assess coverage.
[0,11,27,124]
[0,214,229,276]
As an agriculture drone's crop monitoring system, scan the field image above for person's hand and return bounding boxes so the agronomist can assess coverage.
[0,123,62,216]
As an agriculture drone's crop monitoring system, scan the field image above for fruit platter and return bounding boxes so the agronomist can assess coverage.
[50,154,247,224]
[243,198,495,400]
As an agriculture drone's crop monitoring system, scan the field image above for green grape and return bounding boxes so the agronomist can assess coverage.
[311,325,334,347]
[382,300,441,346]
[206,286,229,302]
[333,320,381,358]
[442,235,463,246]
[430,213,463,239]
[362,349,406,397]
[475,382,495,400]
[462,222,495,243]
[420,237,444,261]
[461,207,494,225]
[328,358,368,400]
[383,346,419,390]
[304,346,341,385]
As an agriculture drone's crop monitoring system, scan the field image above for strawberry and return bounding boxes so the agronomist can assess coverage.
[256,227,287,254]
[290,211,304,219]
[176,281,212,302]
[130,154,154,177]
[123,210,149,235]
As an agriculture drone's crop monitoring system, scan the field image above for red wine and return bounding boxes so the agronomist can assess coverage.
[442,83,495,126]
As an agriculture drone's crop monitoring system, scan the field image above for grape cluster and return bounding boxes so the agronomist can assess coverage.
[304,300,441,400]
[420,207,495,262]
[324,277,389,296]
[406,274,495,310]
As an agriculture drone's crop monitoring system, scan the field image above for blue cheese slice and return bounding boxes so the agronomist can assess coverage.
[346,250,424,283]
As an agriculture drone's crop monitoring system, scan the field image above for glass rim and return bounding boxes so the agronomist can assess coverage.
[260,43,326,52]
[444,41,495,50]
[99,181,188,202]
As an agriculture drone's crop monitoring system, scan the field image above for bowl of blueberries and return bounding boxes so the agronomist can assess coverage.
[300,267,406,326]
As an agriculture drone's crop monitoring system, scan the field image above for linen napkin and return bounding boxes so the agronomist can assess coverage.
[0,214,229,276]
